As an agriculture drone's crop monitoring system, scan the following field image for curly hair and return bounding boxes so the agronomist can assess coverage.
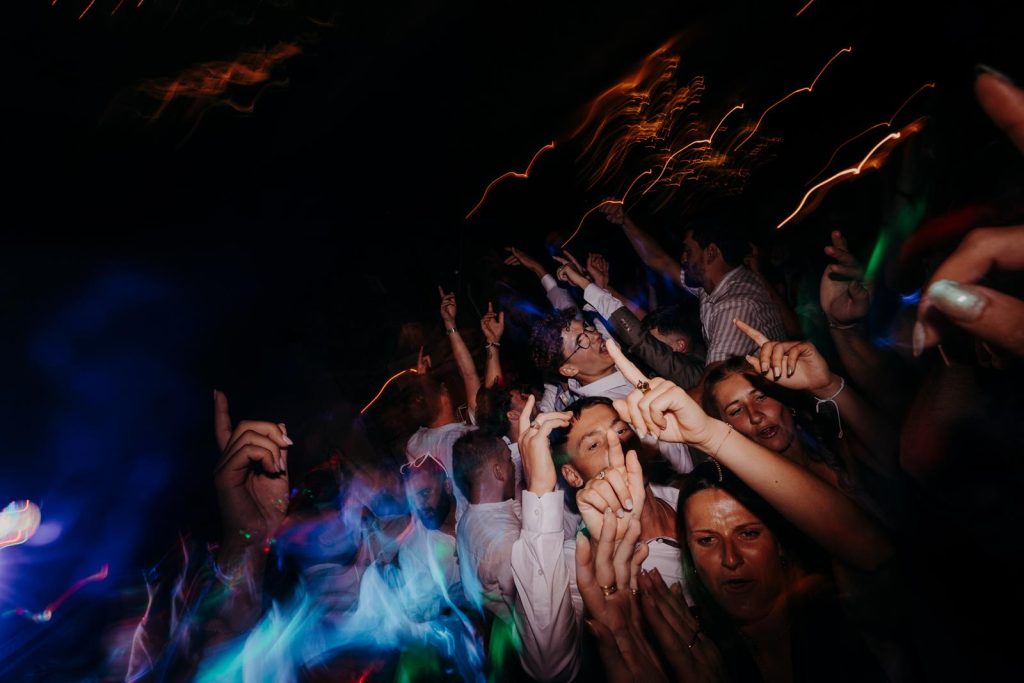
[529,309,576,376]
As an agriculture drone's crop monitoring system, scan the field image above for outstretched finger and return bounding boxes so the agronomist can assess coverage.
[517,394,536,443]
[213,389,233,453]
[976,70,1024,154]
[734,318,770,347]
[605,338,649,388]
[613,518,642,590]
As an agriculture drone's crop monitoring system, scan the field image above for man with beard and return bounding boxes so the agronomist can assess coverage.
[603,204,787,363]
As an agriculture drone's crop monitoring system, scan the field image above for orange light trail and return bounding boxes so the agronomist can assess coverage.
[78,0,97,19]
[561,169,653,249]
[644,104,744,193]
[736,47,852,150]
[796,1,816,16]
[360,367,419,415]
[805,82,935,185]
[465,142,556,219]
[777,132,901,229]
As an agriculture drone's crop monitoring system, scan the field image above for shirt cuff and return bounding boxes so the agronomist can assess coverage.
[540,274,559,292]
[582,283,622,320]
[520,490,565,534]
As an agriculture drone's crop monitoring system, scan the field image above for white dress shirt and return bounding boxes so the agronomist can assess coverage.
[511,485,687,682]
[456,499,521,623]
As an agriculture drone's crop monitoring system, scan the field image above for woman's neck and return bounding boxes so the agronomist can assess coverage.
[738,595,793,683]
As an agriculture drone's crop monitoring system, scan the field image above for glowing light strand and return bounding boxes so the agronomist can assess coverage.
[465,142,556,219]
[643,104,745,193]
[735,47,852,150]
[805,82,935,185]
[561,169,653,249]
[3,564,109,623]
[360,368,419,414]
[796,1,816,17]
[777,132,901,229]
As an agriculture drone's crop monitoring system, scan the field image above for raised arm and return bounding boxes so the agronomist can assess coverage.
[735,320,898,479]
[601,204,682,286]
[439,287,482,415]
[606,342,893,572]
[505,246,579,315]
[510,399,580,682]
[480,301,505,388]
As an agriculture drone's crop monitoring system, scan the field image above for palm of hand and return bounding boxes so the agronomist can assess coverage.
[820,274,869,323]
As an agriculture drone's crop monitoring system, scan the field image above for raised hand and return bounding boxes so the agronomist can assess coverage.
[213,391,292,553]
[576,514,667,683]
[552,254,591,289]
[734,319,836,393]
[480,301,505,343]
[599,202,629,227]
[606,339,717,447]
[587,253,611,290]
[575,429,646,542]
[504,246,547,278]
[638,569,725,683]
[819,230,871,325]
[517,395,571,495]
[915,226,1024,359]
[439,286,457,327]
[416,345,432,374]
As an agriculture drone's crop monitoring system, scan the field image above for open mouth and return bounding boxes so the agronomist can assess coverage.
[757,425,779,440]
[721,579,754,594]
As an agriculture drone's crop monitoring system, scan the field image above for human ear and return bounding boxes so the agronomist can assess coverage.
[561,463,583,488]
[559,364,579,379]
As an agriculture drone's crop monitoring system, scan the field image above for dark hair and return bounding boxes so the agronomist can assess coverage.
[701,356,846,473]
[529,309,577,376]
[451,431,508,501]
[404,373,449,428]
[549,396,616,455]
[686,216,752,268]
[475,383,515,436]
[641,304,702,346]
[676,461,828,627]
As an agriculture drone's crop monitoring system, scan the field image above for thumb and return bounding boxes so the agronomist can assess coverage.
[213,389,233,452]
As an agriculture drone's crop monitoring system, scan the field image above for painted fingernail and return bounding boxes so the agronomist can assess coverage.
[912,321,926,357]
[617,509,625,519]
[624,499,634,511]
[282,435,295,446]
[926,279,987,322]
[773,366,781,379]
[975,64,1015,85]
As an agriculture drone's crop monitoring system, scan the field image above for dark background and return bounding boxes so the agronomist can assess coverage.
[1,0,1022,677]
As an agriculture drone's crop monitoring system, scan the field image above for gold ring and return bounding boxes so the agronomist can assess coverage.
[636,380,651,394]
[594,469,606,480]
[600,584,618,597]
[631,588,639,597]
[688,630,701,649]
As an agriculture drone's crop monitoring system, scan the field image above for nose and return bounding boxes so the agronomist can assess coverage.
[746,406,764,426]
[721,537,744,570]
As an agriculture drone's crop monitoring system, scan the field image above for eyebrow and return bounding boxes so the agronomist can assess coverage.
[724,387,760,410]
[576,419,626,446]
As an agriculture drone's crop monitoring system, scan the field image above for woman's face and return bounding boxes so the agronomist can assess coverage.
[711,373,797,454]
[684,489,788,624]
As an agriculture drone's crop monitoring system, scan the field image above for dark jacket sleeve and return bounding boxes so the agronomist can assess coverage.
[607,306,705,389]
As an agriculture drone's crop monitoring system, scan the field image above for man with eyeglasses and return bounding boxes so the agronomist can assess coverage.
[529,310,636,408]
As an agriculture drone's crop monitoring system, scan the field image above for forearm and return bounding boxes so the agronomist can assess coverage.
[814,374,898,478]
[511,492,580,682]
[829,326,910,414]
[700,420,893,570]
[447,329,482,412]
[607,285,646,320]
[483,343,502,388]
[621,220,681,284]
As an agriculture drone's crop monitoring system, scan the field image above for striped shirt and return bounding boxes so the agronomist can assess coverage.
[687,265,787,364]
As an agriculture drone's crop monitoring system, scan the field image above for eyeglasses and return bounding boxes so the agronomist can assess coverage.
[400,453,448,478]
[563,324,598,364]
